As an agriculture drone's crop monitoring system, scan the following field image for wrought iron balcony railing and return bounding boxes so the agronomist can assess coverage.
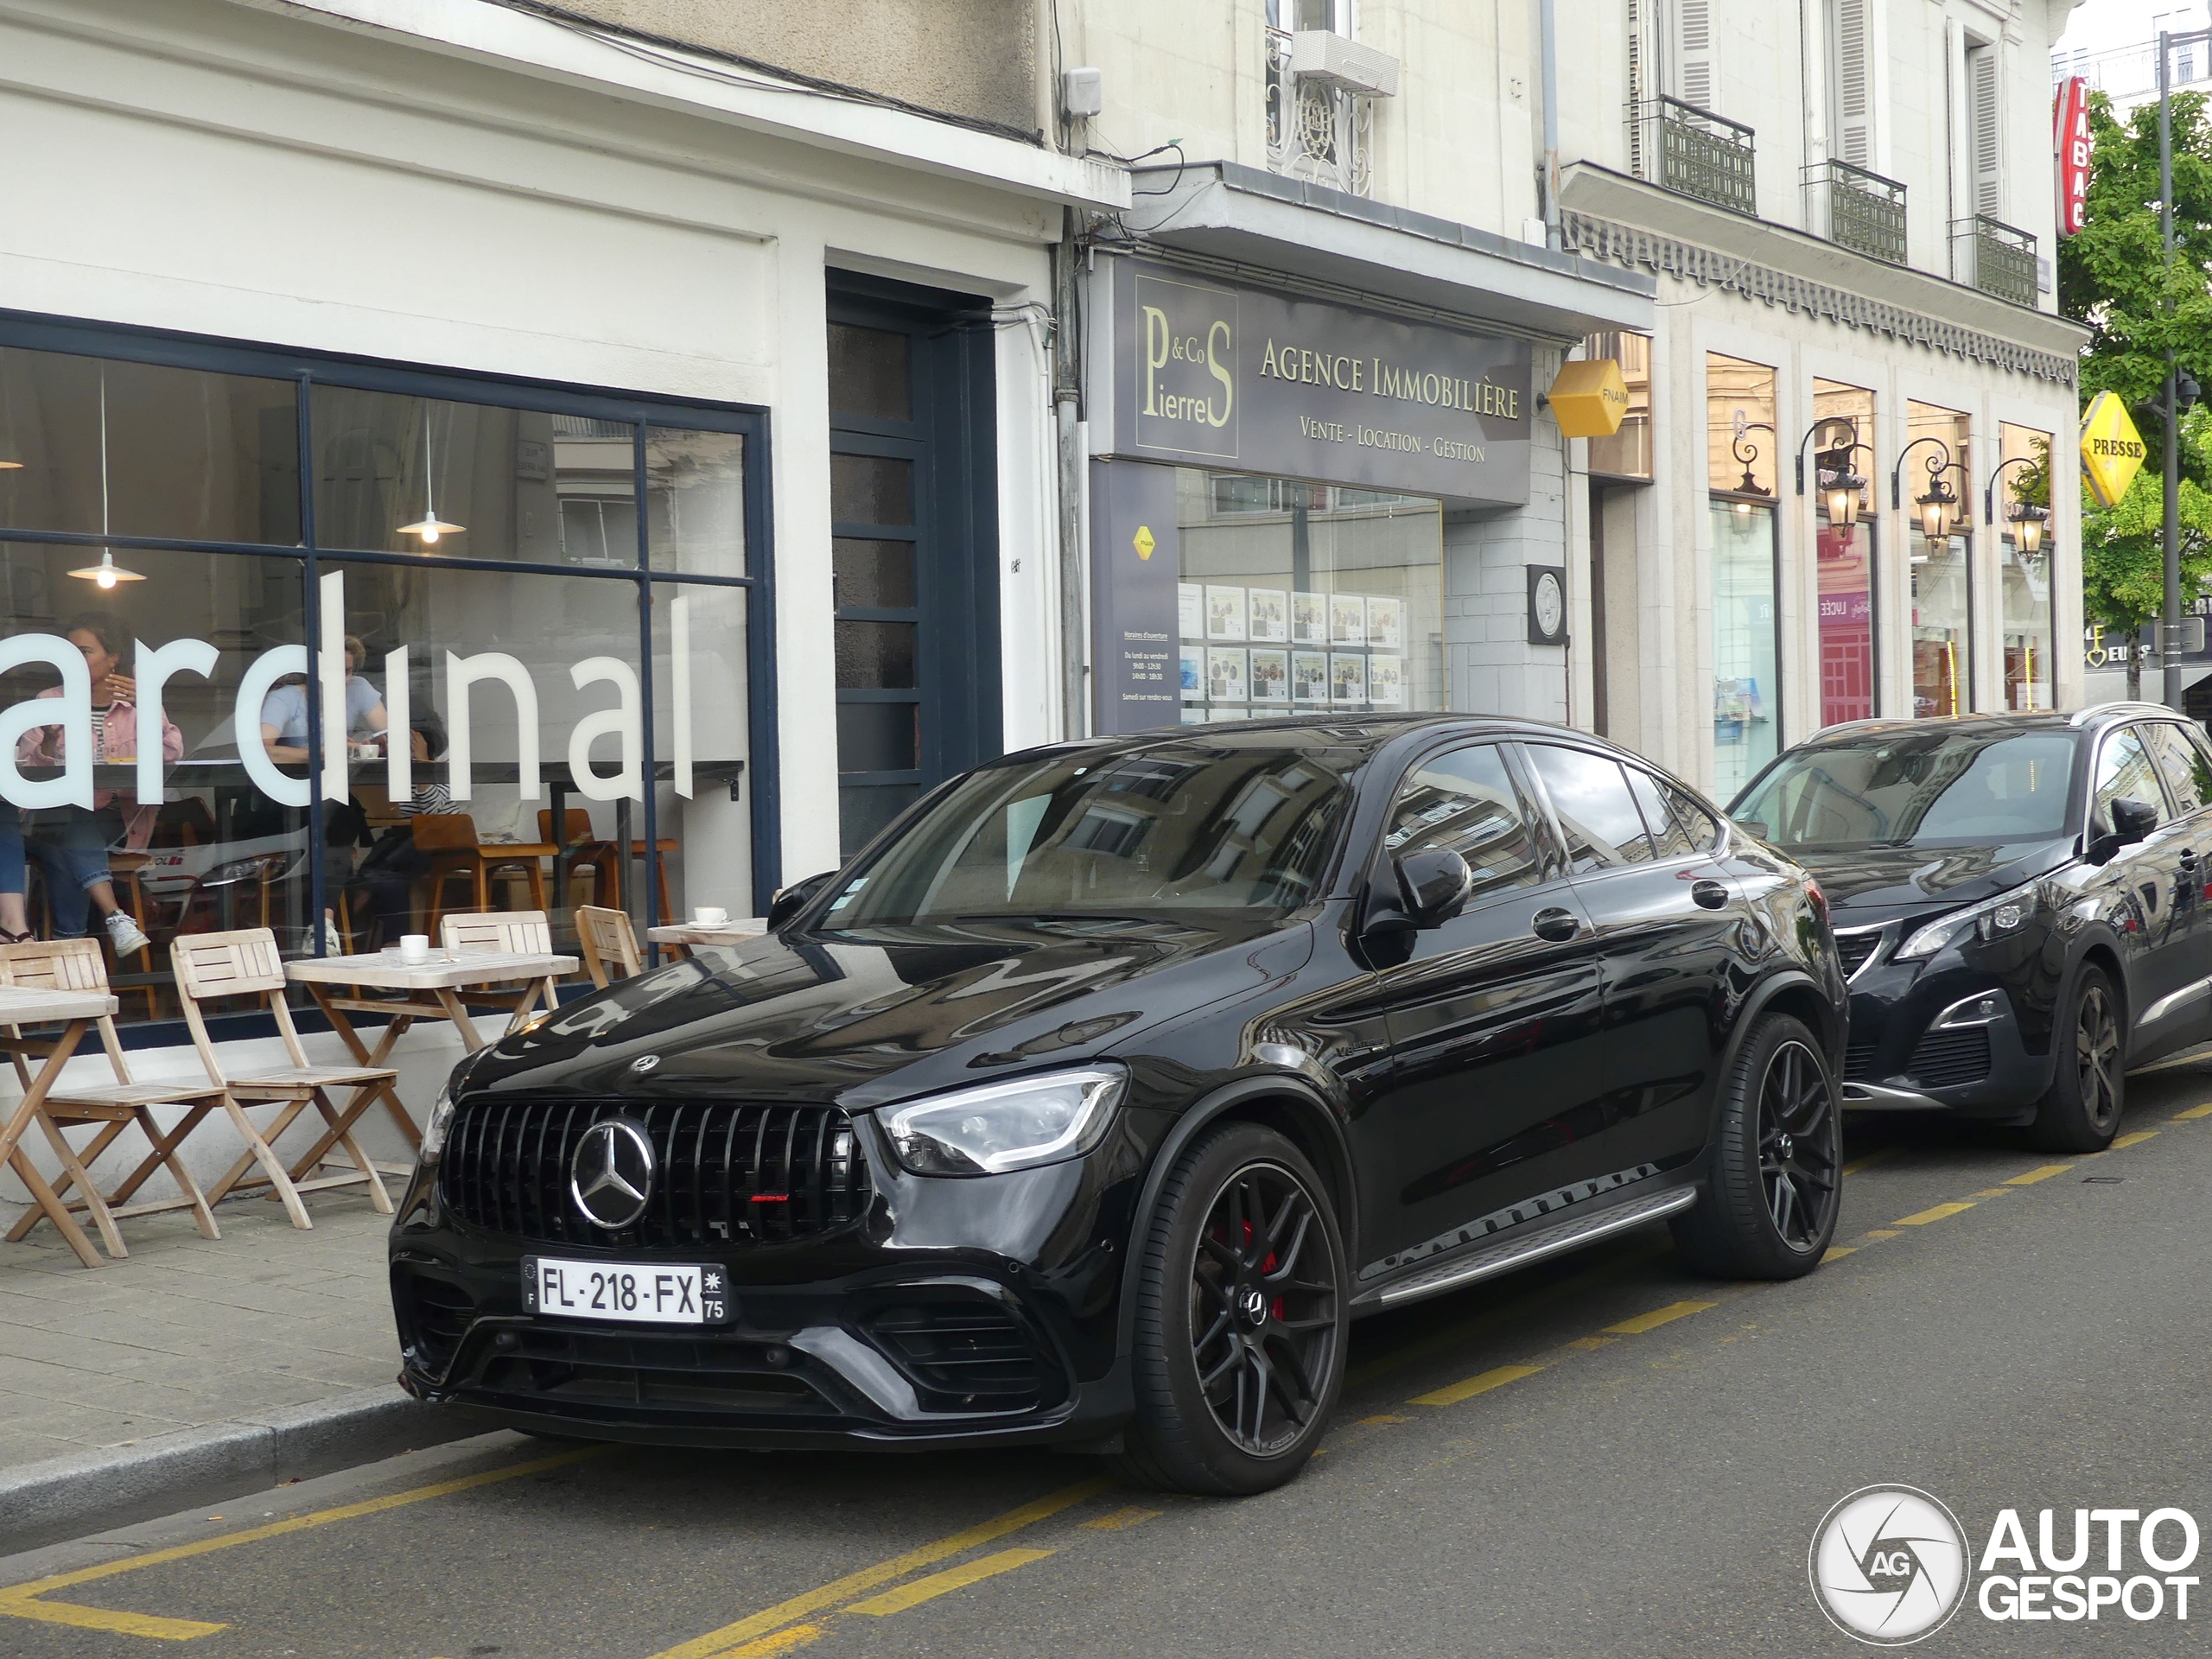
[1629,96,1757,217]
[1802,157,1908,264]
[1266,28,1373,197]
[1950,213,2038,307]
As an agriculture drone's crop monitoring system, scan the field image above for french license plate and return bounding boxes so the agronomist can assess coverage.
[521,1256,728,1325]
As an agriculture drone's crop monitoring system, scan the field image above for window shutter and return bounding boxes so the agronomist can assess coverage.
[1628,0,1652,175]
[1833,0,1871,167]
[1969,46,1999,216]
[1675,0,1713,111]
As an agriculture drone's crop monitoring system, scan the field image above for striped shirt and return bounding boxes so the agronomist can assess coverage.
[397,782,451,819]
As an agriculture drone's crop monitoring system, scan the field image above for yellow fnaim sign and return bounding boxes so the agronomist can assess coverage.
[2080,389,2147,508]
[1548,359,1629,439]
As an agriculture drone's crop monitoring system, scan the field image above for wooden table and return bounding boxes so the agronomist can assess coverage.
[285,950,577,1152]
[646,920,769,948]
[0,986,120,1268]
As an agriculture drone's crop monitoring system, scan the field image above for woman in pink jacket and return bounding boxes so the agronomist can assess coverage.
[8,614,179,956]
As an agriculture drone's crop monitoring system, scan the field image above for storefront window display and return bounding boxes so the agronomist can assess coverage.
[1906,401,1972,718]
[1174,470,1442,721]
[1707,355,1780,798]
[1812,380,1877,728]
[1998,423,2053,712]
[0,324,770,1027]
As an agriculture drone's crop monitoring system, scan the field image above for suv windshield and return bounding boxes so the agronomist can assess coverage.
[821,739,1359,927]
[1732,728,2076,849]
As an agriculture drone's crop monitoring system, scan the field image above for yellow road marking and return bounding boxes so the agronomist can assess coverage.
[1895,1202,1974,1225]
[848,1548,1055,1617]
[1821,1247,1857,1262]
[0,1447,600,1640]
[2173,1103,2212,1120]
[1605,1300,1717,1336]
[721,1627,823,1658]
[2006,1165,2071,1185]
[652,1478,1111,1659]
[1408,1363,1544,1408]
[1566,1335,1617,1351]
[1840,1149,1897,1176]
[1080,1507,1162,1531]
[2109,1131,2159,1151]
[1865,1228,1900,1238]
[1970,1187,2015,1199]
[1355,1414,1408,1426]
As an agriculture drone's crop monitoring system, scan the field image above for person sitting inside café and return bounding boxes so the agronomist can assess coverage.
[260,635,386,954]
[344,713,451,950]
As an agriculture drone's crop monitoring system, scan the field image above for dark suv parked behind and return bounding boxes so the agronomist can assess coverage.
[391,716,1845,1492]
[1732,704,2212,1151]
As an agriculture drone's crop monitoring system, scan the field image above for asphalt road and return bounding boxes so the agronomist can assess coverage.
[9,1058,2212,1659]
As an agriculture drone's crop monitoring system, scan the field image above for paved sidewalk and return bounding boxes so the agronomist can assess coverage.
[0,1191,399,1472]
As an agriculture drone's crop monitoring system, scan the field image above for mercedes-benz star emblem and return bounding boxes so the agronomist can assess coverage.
[631,1054,661,1074]
[1239,1287,1268,1326]
[570,1119,655,1230]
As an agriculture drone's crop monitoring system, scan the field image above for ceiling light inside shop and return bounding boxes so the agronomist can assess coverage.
[398,407,463,545]
[67,369,141,584]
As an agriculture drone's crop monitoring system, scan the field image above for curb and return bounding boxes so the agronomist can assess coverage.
[0,1387,482,1556]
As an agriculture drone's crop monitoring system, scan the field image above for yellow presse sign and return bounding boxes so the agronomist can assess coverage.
[2080,389,2147,508]
[1548,359,1630,439]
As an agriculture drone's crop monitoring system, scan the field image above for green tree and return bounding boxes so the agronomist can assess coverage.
[2061,87,2212,687]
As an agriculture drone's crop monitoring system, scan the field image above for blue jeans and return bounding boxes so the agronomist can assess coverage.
[22,810,117,938]
[0,809,21,898]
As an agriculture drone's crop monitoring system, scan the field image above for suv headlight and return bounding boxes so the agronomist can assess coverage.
[419,1081,459,1162]
[1895,883,2039,961]
[879,1066,1126,1177]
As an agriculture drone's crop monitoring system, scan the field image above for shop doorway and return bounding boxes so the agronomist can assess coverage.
[827,274,1001,857]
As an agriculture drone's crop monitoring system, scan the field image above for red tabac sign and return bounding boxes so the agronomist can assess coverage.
[2056,76,2090,237]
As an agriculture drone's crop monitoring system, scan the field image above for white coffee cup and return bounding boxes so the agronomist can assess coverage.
[694,906,729,926]
[397,934,431,964]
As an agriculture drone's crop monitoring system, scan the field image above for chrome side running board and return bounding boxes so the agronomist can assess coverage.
[1351,1185,1700,1312]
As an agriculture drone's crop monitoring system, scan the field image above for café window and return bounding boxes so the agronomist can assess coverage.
[0,325,770,1027]
[1906,400,1972,718]
[1175,469,1442,720]
[1707,354,1780,800]
[1811,379,1877,727]
[1998,422,2052,712]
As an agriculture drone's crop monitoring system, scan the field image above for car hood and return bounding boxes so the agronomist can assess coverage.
[1787,837,2076,916]
[459,914,1315,1109]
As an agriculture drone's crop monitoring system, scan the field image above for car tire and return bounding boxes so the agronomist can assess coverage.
[1117,1122,1347,1496]
[1670,1013,1840,1281]
[2027,964,2125,1153]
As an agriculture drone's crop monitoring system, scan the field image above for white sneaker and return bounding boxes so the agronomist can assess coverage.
[323,917,346,956]
[104,911,151,959]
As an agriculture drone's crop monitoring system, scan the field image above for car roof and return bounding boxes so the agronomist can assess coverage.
[1002,712,1614,768]
[1799,703,2197,748]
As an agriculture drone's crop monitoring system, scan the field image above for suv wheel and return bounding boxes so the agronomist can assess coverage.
[1119,1123,1346,1495]
[2028,965,2124,1153]
[1671,1013,1840,1280]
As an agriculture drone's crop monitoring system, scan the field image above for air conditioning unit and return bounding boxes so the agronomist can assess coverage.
[1289,30,1401,99]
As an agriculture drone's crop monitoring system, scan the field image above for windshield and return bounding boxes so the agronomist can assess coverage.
[821,739,1358,928]
[1732,729,2075,849]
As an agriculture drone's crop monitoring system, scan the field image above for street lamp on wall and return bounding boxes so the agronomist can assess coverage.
[1795,416,1872,531]
[1891,436,1966,550]
[1986,454,2051,556]
[1731,423,1773,515]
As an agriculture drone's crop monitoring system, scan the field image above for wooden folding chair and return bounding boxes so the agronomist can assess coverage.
[170,930,397,1226]
[573,905,642,989]
[440,910,567,1033]
[0,939,224,1255]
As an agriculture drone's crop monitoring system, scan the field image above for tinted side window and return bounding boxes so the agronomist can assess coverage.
[1526,745,1657,870]
[1664,783,1722,851]
[1384,744,1542,899]
[2094,728,2171,830]
[2142,722,2212,815]
[1625,766,1696,859]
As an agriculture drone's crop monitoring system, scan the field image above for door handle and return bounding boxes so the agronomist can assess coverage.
[1532,906,1582,942]
[1691,879,1731,910]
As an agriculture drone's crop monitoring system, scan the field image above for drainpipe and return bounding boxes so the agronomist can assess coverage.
[1539,0,1560,248]
[1053,208,1089,738]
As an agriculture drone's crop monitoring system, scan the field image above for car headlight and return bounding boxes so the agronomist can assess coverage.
[878,1065,1126,1177]
[419,1081,459,1162]
[1895,883,2039,961]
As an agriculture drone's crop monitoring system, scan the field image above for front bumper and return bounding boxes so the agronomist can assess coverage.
[1839,962,2054,1122]
[388,1116,1148,1451]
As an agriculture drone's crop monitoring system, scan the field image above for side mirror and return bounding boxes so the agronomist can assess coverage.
[766,871,837,931]
[2112,798,2158,847]
[1395,849,1474,930]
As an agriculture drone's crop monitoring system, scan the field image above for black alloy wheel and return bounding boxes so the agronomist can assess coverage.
[1189,1162,1338,1456]
[2030,965,2126,1152]
[1121,1122,1347,1494]
[1757,1038,1840,1252]
[1672,1012,1840,1280]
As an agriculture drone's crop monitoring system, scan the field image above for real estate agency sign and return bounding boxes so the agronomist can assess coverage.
[2055,76,2089,237]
